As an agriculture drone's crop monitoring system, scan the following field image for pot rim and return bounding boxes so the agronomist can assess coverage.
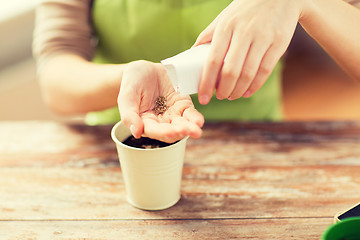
[111,121,189,151]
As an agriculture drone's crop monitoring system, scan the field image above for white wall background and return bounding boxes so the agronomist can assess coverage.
[0,0,38,69]
[0,0,71,121]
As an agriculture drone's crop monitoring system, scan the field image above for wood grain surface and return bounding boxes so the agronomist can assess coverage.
[1,121,360,239]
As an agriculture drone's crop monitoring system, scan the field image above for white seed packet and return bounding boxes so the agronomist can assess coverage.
[161,43,211,95]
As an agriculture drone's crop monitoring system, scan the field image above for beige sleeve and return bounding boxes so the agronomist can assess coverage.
[32,0,95,67]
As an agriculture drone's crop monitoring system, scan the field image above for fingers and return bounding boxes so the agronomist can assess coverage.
[142,116,202,143]
[142,119,175,143]
[171,117,202,140]
[141,106,204,143]
[198,22,232,105]
[122,111,144,139]
[202,33,279,101]
[242,44,286,98]
[118,92,144,139]
[215,31,251,100]
[227,39,272,100]
[194,0,296,103]
[182,108,205,128]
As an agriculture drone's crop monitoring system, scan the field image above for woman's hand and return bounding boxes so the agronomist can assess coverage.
[194,0,303,104]
[118,60,204,143]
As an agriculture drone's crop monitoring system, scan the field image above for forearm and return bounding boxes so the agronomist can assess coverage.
[38,54,124,115]
[300,0,360,80]
[33,0,123,115]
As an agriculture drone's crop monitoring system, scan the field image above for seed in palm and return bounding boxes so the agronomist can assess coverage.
[153,96,167,115]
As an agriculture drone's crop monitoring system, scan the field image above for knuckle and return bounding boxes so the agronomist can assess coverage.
[221,68,237,80]
[208,56,222,67]
[218,18,235,32]
[257,29,271,41]
[273,28,286,42]
[241,68,256,82]
[259,63,273,75]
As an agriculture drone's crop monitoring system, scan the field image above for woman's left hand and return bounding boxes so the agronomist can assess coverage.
[118,60,204,143]
[194,0,303,104]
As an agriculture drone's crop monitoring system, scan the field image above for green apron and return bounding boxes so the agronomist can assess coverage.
[86,0,283,125]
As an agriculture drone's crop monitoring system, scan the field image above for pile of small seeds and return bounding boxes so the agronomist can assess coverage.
[153,96,167,115]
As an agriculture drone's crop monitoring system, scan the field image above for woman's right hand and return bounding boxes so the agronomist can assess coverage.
[194,0,302,104]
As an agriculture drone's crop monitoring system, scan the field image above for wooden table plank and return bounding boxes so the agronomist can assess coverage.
[0,121,116,167]
[1,165,359,220]
[0,218,332,240]
[1,121,360,168]
[1,121,359,239]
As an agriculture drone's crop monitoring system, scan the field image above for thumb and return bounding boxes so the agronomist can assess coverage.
[118,95,144,139]
[192,17,219,47]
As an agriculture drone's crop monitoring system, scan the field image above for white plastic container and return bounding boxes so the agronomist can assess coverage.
[161,43,211,95]
[111,121,188,210]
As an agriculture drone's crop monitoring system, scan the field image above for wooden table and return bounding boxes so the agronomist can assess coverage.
[1,121,360,239]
